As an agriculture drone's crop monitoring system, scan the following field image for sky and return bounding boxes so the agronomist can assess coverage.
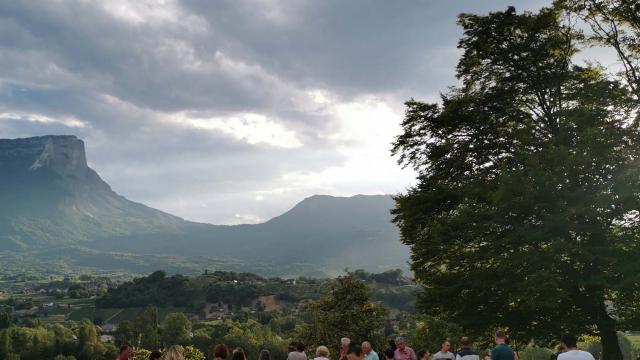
[0,0,549,224]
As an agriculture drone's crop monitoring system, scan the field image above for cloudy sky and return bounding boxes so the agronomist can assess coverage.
[0,0,549,224]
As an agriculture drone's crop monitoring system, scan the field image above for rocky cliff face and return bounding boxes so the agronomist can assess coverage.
[0,135,90,180]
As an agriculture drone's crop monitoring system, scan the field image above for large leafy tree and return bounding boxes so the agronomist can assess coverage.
[297,276,387,351]
[392,6,640,360]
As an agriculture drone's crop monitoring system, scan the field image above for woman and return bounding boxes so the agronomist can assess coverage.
[163,345,185,360]
[232,347,248,360]
[213,344,230,360]
[314,346,331,360]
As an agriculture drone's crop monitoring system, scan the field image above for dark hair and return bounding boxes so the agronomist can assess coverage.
[418,350,428,359]
[461,337,471,347]
[385,349,395,360]
[259,350,271,360]
[149,350,163,360]
[297,343,306,352]
[495,331,506,340]
[120,344,131,354]
[214,344,230,359]
[232,348,248,360]
[561,334,578,349]
[348,345,363,357]
[289,342,299,352]
[388,340,397,351]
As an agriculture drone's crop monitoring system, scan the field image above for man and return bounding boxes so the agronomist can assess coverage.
[418,350,431,360]
[348,345,365,360]
[433,340,454,360]
[340,338,352,360]
[363,341,380,360]
[456,338,479,360]
[385,349,396,360]
[491,332,514,360]
[116,344,133,360]
[395,337,417,360]
[557,334,595,360]
[288,342,308,360]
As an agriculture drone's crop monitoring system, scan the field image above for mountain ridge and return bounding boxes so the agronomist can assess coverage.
[0,135,409,276]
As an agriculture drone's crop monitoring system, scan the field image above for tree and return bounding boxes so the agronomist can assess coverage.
[392,5,640,360]
[162,312,192,346]
[134,306,159,350]
[297,276,387,350]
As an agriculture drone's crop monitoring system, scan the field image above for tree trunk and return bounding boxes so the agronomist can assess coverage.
[597,303,623,360]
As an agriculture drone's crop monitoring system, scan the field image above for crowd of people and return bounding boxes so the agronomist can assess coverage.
[114,332,595,360]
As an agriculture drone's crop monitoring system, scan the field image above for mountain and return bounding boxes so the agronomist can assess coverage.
[0,135,409,276]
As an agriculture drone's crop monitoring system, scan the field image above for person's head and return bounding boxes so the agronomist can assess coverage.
[441,340,450,352]
[418,350,430,360]
[362,342,372,354]
[317,346,331,358]
[460,337,472,348]
[214,344,230,359]
[149,350,162,360]
[297,343,306,353]
[385,349,395,360]
[395,337,406,351]
[232,347,247,360]
[164,345,185,360]
[259,349,271,360]
[560,334,578,351]
[347,345,364,360]
[342,338,352,350]
[388,340,397,351]
[495,331,507,345]
[119,344,133,358]
[290,342,299,353]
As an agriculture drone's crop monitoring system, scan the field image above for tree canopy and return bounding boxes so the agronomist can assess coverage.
[392,5,640,360]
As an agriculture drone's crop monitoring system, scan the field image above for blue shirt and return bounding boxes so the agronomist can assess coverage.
[365,351,380,360]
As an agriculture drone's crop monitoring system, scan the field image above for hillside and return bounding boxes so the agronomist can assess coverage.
[0,135,409,276]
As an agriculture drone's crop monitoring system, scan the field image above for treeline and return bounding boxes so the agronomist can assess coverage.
[95,269,413,313]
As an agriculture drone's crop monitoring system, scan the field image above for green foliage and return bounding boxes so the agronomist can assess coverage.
[132,348,152,360]
[162,312,192,346]
[392,4,640,360]
[583,333,636,360]
[134,306,160,350]
[400,314,463,353]
[520,346,553,360]
[184,345,206,360]
[297,276,387,351]
[97,271,193,308]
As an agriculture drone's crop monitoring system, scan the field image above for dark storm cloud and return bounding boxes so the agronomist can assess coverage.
[0,0,548,224]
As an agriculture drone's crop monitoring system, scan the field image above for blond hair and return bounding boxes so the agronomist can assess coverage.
[164,345,185,360]
[316,346,330,357]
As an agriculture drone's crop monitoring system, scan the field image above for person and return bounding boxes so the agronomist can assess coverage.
[149,350,162,360]
[259,349,272,360]
[433,340,454,360]
[340,338,352,360]
[348,345,365,360]
[363,341,380,360]
[557,334,595,360]
[315,346,331,360]
[164,345,185,360]
[395,337,417,360]
[385,349,396,360]
[491,332,515,360]
[288,342,308,360]
[418,350,431,360]
[233,348,248,360]
[214,344,230,360]
[116,344,133,360]
[456,337,479,360]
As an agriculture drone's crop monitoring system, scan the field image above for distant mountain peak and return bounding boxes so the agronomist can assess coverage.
[0,135,89,179]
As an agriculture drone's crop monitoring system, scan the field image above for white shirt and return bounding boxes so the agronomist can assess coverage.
[558,350,595,360]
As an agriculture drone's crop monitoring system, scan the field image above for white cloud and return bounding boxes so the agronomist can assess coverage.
[168,112,303,149]
[0,112,86,128]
